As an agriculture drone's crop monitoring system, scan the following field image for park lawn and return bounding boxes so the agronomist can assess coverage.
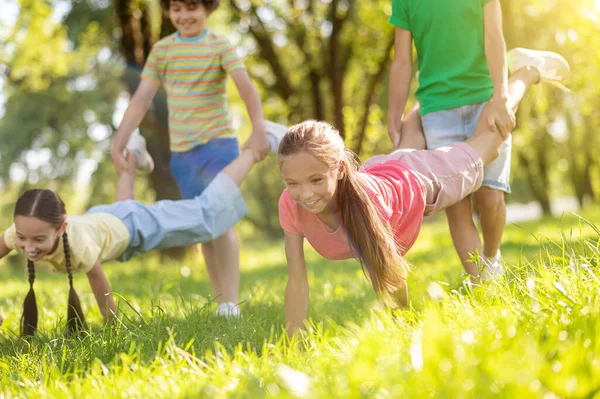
[0,207,599,398]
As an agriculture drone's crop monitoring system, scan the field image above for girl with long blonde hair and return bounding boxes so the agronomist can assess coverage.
[277,62,554,333]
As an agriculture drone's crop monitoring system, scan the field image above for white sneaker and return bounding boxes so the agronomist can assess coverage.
[507,47,570,91]
[215,301,241,318]
[125,131,154,173]
[265,120,288,153]
[480,252,505,281]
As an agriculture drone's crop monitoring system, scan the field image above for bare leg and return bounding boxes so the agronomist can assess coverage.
[466,65,540,165]
[202,147,257,306]
[220,148,257,186]
[211,228,241,304]
[445,198,482,276]
[474,187,505,258]
[398,103,427,150]
[115,154,138,202]
[201,242,221,302]
[446,65,540,277]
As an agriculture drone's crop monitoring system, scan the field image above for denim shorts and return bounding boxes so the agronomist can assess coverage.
[421,101,512,193]
[86,173,248,262]
[170,138,240,199]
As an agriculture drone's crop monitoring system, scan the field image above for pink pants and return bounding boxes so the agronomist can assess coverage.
[363,143,484,216]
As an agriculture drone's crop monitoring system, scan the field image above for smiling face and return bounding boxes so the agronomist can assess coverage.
[14,216,64,262]
[280,151,344,216]
[169,1,208,38]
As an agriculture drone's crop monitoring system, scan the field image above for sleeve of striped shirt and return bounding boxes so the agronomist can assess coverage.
[141,44,164,82]
[219,39,245,74]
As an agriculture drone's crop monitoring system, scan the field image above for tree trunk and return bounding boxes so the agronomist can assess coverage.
[352,33,395,155]
[518,146,552,215]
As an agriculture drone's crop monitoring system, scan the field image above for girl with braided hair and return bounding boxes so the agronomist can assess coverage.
[4,190,89,336]
[0,130,284,335]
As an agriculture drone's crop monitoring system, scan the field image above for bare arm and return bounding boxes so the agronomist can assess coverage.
[388,27,413,149]
[284,231,309,335]
[484,0,514,138]
[230,69,269,161]
[86,262,117,324]
[110,79,161,173]
[0,236,12,260]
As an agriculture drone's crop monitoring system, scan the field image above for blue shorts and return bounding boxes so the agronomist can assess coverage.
[421,101,512,193]
[86,174,247,262]
[170,138,240,199]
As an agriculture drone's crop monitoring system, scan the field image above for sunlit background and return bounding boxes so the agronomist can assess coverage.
[1,0,598,233]
[1,2,600,398]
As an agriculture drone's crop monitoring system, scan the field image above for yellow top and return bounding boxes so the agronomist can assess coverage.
[3,213,130,273]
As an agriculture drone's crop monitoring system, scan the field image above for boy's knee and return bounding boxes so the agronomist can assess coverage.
[474,187,505,214]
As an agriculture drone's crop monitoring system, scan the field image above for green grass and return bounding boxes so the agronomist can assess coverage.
[1,208,600,398]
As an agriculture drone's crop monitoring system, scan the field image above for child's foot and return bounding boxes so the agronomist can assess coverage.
[125,131,154,173]
[265,120,288,152]
[215,301,241,318]
[507,48,570,91]
[480,251,505,281]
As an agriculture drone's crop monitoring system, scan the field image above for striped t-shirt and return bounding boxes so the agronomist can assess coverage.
[141,30,245,152]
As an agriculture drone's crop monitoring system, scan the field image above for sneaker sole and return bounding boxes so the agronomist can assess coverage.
[508,47,570,77]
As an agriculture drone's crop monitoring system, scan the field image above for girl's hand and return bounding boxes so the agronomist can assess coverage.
[283,232,309,335]
[87,262,117,322]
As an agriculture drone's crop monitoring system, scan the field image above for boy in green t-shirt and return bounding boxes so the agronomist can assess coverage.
[388,0,569,278]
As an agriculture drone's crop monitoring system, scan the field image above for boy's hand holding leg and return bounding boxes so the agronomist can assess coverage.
[110,79,160,175]
[250,122,270,160]
[242,133,268,162]
[111,141,134,175]
[486,95,515,139]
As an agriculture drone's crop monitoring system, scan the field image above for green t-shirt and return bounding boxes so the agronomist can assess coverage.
[390,0,495,115]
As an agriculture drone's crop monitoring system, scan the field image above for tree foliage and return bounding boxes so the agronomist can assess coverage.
[0,0,598,237]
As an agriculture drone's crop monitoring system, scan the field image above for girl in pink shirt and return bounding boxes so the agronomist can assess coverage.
[278,60,545,333]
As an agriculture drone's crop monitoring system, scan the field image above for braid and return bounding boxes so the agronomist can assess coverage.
[64,233,74,288]
[20,260,38,336]
[63,232,87,332]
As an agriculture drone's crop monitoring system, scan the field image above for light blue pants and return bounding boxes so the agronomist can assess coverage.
[86,173,247,261]
[421,101,512,193]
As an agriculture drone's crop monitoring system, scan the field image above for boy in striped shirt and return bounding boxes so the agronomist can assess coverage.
[111,0,271,318]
